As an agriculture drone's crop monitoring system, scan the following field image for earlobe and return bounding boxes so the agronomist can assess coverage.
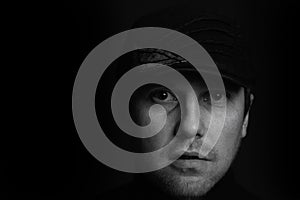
[242,94,254,138]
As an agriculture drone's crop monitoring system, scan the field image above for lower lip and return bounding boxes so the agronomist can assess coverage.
[170,159,210,175]
[172,159,208,169]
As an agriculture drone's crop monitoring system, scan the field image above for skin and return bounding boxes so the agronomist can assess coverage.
[129,70,252,199]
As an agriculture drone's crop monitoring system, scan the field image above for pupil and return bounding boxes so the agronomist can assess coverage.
[159,92,168,100]
[212,93,222,101]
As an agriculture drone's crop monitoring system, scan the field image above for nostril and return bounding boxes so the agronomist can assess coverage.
[195,132,202,138]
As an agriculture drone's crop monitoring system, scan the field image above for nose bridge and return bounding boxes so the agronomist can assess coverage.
[180,91,200,139]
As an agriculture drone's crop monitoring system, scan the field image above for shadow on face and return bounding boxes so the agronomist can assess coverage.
[128,69,248,197]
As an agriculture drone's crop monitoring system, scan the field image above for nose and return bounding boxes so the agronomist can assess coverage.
[180,91,202,139]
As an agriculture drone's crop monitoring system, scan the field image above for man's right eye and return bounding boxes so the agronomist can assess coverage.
[148,88,179,111]
[150,89,178,104]
[147,88,179,111]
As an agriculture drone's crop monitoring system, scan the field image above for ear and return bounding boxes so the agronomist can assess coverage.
[242,94,254,138]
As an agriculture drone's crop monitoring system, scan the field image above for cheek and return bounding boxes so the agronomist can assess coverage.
[142,107,180,151]
[132,100,151,126]
[214,109,244,161]
[213,91,245,156]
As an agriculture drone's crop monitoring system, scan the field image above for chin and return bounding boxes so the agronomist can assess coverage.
[170,177,216,198]
[147,165,225,199]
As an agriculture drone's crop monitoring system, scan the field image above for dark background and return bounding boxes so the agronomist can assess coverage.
[7,0,293,199]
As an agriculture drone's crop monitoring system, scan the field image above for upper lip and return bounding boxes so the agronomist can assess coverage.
[178,151,211,161]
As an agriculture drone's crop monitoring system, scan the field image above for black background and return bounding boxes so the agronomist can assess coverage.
[7,0,293,199]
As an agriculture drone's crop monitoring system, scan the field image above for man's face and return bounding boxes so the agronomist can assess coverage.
[129,69,249,198]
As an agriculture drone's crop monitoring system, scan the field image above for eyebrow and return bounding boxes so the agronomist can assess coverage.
[136,63,242,93]
[176,69,242,93]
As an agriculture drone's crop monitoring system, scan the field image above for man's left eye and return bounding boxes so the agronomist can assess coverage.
[202,90,228,104]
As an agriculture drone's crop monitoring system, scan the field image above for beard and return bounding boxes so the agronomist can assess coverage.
[145,164,226,200]
[143,138,242,200]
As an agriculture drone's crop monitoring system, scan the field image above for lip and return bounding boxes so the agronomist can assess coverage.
[169,151,212,174]
[177,151,212,161]
[170,159,209,176]
[172,159,207,168]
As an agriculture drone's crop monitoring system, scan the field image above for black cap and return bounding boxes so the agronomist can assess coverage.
[130,4,255,90]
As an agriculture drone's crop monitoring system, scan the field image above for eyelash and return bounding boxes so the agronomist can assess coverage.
[149,88,231,106]
[201,91,231,105]
[150,89,178,104]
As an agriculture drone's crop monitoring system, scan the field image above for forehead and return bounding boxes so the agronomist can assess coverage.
[139,64,242,92]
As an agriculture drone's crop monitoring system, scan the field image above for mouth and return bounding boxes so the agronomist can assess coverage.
[170,151,212,175]
[177,151,211,161]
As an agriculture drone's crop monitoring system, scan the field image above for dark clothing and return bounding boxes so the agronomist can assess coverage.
[96,170,260,200]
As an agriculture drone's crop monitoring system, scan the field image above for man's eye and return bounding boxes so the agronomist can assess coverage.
[202,91,229,105]
[150,89,178,104]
